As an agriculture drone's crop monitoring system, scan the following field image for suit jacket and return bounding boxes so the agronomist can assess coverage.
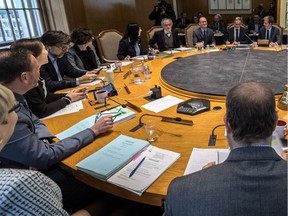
[149,29,180,52]
[175,18,190,29]
[0,93,95,170]
[259,26,281,45]
[165,147,287,216]
[40,53,87,92]
[117,38,147,60]
[67,44,101,71]
[24,79,69,118]
[193,27,215,46]
[225,27,249,44]
[209,21,226,34]
[248,21,263,33]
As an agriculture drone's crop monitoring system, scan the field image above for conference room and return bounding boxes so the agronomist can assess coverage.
[0,0,287,215]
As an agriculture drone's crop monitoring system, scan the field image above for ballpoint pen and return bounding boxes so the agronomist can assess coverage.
[129,156,146,178]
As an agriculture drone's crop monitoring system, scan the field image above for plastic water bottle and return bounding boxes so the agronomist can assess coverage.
[106,64,114,84]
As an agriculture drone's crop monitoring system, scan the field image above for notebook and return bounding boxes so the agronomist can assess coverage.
[76,135,150,181]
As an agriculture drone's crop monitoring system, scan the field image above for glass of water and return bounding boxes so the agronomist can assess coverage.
[145,120,158,142]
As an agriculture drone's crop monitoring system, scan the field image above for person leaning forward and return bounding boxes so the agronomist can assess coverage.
[164,82,287,216]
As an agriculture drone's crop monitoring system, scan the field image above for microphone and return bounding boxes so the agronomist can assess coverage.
[208,124,225,146]
[129,113,193,132]
[107,97,126,108]
[244,33,255,43]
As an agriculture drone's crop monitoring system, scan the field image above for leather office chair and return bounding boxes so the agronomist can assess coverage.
[272,23,284,43]
[96,29,123,62]
[227,23,248,29]
[184,24,199,47]
[146,26,163,43]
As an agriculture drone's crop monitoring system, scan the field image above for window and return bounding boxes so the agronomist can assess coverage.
[0,0,44,45]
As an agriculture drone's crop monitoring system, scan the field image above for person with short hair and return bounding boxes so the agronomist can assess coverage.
[148,0,176,26]
[67,27,101,71]
[40,30,97,92]
[259,15,281,47]
[0,49,114,213]
[12,38,88,118]
[193,17,215,47]
[225,16,249,45]
[175,11,190,29]
[164,82,287,216]
[149,18,181,52]
[117,23,147,60]
[248,14,262,34]
[209,14,226,34]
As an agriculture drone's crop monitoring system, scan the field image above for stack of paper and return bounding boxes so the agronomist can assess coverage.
[56,106,135,139]
[76,135,150,181]
[108,145,180,195]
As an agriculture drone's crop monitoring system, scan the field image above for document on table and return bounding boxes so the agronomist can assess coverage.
[80,77,104,86]
[184,148,230,176]
[174,47,192,51]
[42,100,83,120]
[108,146,180,195]
[163,50,180,54]
[141,95,183,113]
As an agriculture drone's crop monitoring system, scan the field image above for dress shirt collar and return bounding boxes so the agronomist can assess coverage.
[48,53,58,63]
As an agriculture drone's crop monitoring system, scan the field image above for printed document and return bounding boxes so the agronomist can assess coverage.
[108,146,180,195]
[141,95,183,113]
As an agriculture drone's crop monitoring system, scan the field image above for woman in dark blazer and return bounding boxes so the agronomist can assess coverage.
[117,23,147,60]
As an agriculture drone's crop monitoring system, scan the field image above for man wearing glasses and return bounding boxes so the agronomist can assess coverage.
[148,18,181,52]
[41,30,97,92]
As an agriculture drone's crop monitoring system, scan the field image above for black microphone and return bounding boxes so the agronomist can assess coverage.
[208,124,225,146]
[108,97,126,108]
[129,113,193,132]
[244,33,255,43]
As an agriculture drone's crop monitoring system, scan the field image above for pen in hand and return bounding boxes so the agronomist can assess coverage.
[129,156,146,178]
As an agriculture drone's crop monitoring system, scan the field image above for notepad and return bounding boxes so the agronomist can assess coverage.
[76,135,150,181]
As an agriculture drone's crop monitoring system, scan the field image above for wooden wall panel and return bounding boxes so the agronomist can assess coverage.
[63,0,87,31]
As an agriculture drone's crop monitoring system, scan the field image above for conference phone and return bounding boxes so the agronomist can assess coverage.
[177,98,210,115]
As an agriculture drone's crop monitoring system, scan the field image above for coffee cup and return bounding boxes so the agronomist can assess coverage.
[275,119,287,139]
[95,90,108,103]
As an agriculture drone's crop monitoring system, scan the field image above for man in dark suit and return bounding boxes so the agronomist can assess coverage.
[225,17,249,45]
[175,11,190,30]
[209,14,226,35]
[149,18,181,52]
[193,17,215,47]
[164,82,287,216]
[40,31,97,92]
[259,16,281,47]
[248,14,262,34]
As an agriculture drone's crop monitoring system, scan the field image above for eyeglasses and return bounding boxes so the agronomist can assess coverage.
[55,44,70,51]
[94,108,122,123]
[8,102,21,113]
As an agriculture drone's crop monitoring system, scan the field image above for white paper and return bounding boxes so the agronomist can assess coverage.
[174,47,192,51]
[42,100,83,120]
[163,50,180,54]
[184,148,230,176]
[108,146,180,195]
[131,55,148,60]
[141,95,184,113]
[121,61,133,66]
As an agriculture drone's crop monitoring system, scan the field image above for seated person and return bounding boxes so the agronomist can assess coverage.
[209,14,226,35]
[11,39,88,118]
[40,30,97,92]
[67,27,101,71]
[248,14,262,34]
[225,17,249,45]
[0,49,114,213]
[164,82,287,216]
[149,18,181,52]
[193,17,215,47]
[148,0,176,26]
[259,15,281,47]
[0,84,113,216]
[191,15,199,24]
[117,23,147,60]
[175,11,190,30]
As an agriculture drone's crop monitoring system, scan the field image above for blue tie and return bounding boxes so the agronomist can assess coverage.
[203,30,207,46]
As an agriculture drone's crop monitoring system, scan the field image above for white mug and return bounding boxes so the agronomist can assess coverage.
[95,90,108,104]
[275,119,287,139]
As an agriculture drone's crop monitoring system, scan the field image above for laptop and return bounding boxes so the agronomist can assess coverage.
[257,39,269,46]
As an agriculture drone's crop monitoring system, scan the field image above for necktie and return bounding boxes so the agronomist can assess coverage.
[266,30,270,40]
[235,29,239,42]
[203,30,207,46]
[52,58,63,81]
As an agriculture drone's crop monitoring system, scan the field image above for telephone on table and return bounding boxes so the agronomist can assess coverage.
[177,98,210,115]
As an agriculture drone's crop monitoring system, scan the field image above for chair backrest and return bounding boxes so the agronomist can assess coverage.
[96,29,123,62]
[272,23,283,43]
[227,23,248,29]
[185,24,199,47]
[146,26,163,42]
